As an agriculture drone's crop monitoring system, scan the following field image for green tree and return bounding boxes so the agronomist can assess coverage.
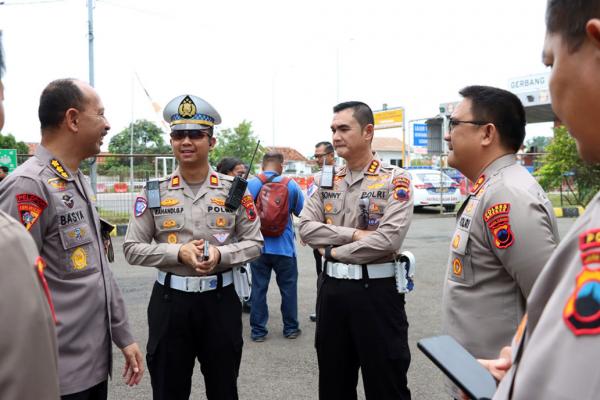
[210,120,264,173]
[536,125,600,207]
[525,136,552,152]
[100,119,171,179]
[0,132,29,158]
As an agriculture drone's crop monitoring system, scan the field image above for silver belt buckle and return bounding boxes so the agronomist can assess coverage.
[338,264,350,279]
[185,277,201,292]
[201,278,218,292]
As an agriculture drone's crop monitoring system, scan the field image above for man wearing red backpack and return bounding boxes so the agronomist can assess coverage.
[247,152,304,342]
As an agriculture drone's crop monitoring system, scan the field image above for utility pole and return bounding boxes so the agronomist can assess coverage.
[87,0,98,194]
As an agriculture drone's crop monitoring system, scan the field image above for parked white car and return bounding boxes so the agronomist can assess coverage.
[407,168,463,212]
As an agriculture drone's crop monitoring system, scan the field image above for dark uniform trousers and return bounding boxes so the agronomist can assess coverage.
[147,274,243,400]
[61,381,108,400]
[316,272,411,400]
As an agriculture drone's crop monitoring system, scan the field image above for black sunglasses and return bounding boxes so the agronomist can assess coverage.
[170,129,212,141]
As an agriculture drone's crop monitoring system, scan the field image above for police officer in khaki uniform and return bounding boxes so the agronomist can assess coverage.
[299,101,413,400]
[441,86,559,363]
[0,38,60,400]
[0,211,60,400]
[0,79,143,398]
[480,2,600,398]
[123,94,263,400]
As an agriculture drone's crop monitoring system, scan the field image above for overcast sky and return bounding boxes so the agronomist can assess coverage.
[0,0,552,156]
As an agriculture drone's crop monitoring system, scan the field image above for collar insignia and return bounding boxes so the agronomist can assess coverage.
[50,159,70,179]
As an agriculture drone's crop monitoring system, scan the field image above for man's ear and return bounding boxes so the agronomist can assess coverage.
[209,136,217,149]
[65,108,79,132]
[363,124,375,142]
[586,19,600,49]
[480,123,497,148]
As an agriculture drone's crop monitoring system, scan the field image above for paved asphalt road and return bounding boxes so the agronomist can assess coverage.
[107,210,576,399]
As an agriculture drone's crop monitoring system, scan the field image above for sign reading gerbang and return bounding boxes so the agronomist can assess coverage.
[374,108,404,129]
[508,73,550,93]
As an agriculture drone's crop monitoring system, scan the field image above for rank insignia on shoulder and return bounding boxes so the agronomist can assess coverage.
[134,197,148,217]
[16,193,48,231]
[470,174,486,195]
[171,176,180,187]
[367,160,380,174]
[210,174,219,186]
[563,268,600,336]
[50,159,70,180]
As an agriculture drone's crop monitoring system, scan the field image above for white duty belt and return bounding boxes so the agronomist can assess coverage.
[157,270,233,293]
[325,262,396,280]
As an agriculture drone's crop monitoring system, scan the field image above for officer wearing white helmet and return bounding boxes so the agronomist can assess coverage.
[123,94,263,400]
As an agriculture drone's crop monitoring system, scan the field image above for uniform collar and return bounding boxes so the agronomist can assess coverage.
[336,154,382,177]
[169,166,222,197]
[470,154,517,195]
[35,145,75,181]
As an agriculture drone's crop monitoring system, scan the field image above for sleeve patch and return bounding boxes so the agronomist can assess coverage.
[488,216,514,249]
[483,203,510,222]
[241,195,257,221]
[563,268,600,336]
[16,193,48,231]
[580,229,600,252]
[134,197,148,217]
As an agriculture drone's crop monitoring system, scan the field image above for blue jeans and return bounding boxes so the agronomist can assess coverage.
[250,254,299,339]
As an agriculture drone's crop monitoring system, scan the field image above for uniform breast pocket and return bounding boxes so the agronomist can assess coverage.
[367,198,387,230]
[57,223,99,279]
[206,212,236,230]
[155,215,185,244]
[448,251,474,286]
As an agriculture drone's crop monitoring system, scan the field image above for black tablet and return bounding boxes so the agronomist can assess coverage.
[417,335,497,400]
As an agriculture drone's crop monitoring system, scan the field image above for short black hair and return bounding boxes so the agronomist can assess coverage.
[333,101,374,129]
[315,141,334,153]
[38,79,88,130]
[216,157,243,175]
[546,0,600,52]
[262,151,284,164]
[459,85,526,152]
[0,165,8,173]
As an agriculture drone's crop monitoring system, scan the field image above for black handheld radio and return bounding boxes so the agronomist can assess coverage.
[225,140,261,210]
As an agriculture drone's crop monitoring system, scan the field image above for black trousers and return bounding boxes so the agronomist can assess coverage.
[146,280,243,400]
[61,380,107,400]
[316,275,411,400]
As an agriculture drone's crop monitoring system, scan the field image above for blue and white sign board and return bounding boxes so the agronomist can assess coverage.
[413,124,428,147]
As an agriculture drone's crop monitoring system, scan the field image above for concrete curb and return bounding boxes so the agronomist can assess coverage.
[554,206,585,218]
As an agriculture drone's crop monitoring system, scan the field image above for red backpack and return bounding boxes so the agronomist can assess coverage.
[255,173,291,237]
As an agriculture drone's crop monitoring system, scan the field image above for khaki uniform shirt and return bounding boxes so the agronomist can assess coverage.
[442,154,559,359]
[123,167,263,275]
[0,146,134,395]
[0,210,60,400]
[299,157,413,264]
[494,192,600,399]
